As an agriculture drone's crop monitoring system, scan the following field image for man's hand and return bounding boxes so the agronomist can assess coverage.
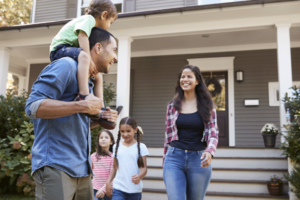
[101,107,118,123]
[83,94,102,115]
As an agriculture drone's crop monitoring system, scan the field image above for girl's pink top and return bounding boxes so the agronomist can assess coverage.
[91,152,114,192]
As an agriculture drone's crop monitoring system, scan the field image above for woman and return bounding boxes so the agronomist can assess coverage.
[163,65,219,200]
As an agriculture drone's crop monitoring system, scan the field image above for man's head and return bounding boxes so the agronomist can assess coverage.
[89,27,117,74]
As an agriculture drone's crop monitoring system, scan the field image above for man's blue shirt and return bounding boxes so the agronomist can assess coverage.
[25,58,93,177]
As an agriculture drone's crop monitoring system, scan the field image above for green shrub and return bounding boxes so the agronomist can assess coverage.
[281,86,300,197]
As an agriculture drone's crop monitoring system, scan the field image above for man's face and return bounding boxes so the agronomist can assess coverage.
[93,36,117,74]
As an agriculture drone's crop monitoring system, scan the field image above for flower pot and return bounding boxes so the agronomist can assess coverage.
[262,134,277,148]
[267,182,283,196]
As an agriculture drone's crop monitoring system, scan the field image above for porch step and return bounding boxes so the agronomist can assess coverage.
[143,177,288,194]
[147,166,288,180]
[142,189,289,200]
[147,155,288,169]
[143,148,289,199]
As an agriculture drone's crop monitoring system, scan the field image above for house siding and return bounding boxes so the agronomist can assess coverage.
[131,48,300,147]
[135,0,185,12]
[35,0,69,23]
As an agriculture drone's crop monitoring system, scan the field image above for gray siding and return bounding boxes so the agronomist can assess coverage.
[185,0,197,6]
[35,0,77,23]
[135,0,184,12]
[28,63,48,92]
[131,48,300,147]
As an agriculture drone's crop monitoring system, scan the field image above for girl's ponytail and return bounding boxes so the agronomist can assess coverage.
[136,129,144,168]
[114,131,121,169]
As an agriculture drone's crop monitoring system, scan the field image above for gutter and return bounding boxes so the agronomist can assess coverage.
[0,0,298,32]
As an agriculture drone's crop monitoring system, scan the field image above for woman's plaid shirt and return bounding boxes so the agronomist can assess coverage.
[163,101,219,164]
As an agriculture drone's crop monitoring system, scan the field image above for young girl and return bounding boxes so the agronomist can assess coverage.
[49,0,117,118]
[105,117,149,200]
[91,130,115,200]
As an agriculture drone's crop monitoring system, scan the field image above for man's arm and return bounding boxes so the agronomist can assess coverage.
[36,94,102,119]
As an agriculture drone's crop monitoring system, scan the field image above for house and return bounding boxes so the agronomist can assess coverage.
[0,0,299,199]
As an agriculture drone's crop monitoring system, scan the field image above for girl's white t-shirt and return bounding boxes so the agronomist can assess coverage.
[113,142,149,193]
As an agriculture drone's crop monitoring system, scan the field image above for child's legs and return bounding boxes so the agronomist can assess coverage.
[103,194,112,200]
[50,45,90,96]
[93,73,104,107]
[125,192,141,200]
[77,51,90,95]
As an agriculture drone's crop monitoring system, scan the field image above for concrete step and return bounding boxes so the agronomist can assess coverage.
[147,166,288,180]
[142,190,289,200]
[147,156,288,169]
[142,177,288,194]
[148,147,286,158]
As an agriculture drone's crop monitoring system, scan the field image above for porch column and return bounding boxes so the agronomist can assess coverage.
[276,23,296,200]
[113,36,133,138]
[0,47,11,96]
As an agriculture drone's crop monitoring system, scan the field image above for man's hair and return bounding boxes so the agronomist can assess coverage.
[89,27,115,50]
[85,0,118,20]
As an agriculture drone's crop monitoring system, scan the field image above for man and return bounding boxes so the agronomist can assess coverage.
[25,28,118,200]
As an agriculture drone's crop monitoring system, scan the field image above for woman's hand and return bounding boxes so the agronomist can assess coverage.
[96,189,105,198]
[132,174,141,184]
[200,152,212,168]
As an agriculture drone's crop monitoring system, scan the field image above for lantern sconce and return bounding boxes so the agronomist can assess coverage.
[236,70,244,83]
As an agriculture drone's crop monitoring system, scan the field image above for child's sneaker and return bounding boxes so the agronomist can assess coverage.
[93,106,123,130]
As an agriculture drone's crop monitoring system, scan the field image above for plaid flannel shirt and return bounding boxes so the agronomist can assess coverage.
[163,101,219,164]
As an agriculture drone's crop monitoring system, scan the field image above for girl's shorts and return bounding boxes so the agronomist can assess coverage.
[50,44,83,62]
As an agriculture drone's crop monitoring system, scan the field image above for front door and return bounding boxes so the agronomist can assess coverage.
[202,71,229,146]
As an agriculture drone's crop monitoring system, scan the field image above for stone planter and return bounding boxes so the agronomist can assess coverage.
[262,134,277,148]
[267,182,283,196]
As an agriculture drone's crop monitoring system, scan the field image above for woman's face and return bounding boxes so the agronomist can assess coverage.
[180,68,199,92]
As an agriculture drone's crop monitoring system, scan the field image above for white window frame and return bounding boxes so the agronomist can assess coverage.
[268,81,300,106]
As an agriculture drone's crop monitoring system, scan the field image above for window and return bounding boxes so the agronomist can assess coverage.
[81,0,123,15]
[6,73,19,96]
[268,82,300,106]
[198,0,246,5]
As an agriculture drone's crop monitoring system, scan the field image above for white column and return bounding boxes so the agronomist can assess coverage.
[113,36,133,140]
[276,23,297,200]
[0,48,11,96]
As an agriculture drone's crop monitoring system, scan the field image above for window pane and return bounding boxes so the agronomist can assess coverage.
[6,73,19,96]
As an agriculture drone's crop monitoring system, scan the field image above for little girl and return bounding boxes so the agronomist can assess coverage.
[50,0,117,118]
[106,117,149,200]
[91,130,115,200]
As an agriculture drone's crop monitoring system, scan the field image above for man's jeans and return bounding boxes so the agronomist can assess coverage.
[112,189,141,200]
[163,147,212,200]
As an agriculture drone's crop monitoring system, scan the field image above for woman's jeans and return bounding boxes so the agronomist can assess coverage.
[94,189,111,200]
[163,147,212,200]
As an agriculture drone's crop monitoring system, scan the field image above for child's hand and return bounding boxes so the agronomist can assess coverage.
[132,174,141,184]
[106,182,113,198]
[96,189,105,198]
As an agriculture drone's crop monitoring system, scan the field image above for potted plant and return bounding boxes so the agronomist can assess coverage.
[267,175,283,196]
[261,123,279,148]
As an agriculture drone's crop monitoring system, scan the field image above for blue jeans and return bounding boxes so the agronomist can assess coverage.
[94,189,111,200]
[112,189,141,200]
[163,147,212,200]
[50,44,82,62]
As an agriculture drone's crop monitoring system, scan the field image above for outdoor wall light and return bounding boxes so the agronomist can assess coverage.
[235,70,244,83]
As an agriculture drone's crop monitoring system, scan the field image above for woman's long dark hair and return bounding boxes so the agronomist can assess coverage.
[96,130,115,161]
[114,117,144,169]
[173,65,214,123]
